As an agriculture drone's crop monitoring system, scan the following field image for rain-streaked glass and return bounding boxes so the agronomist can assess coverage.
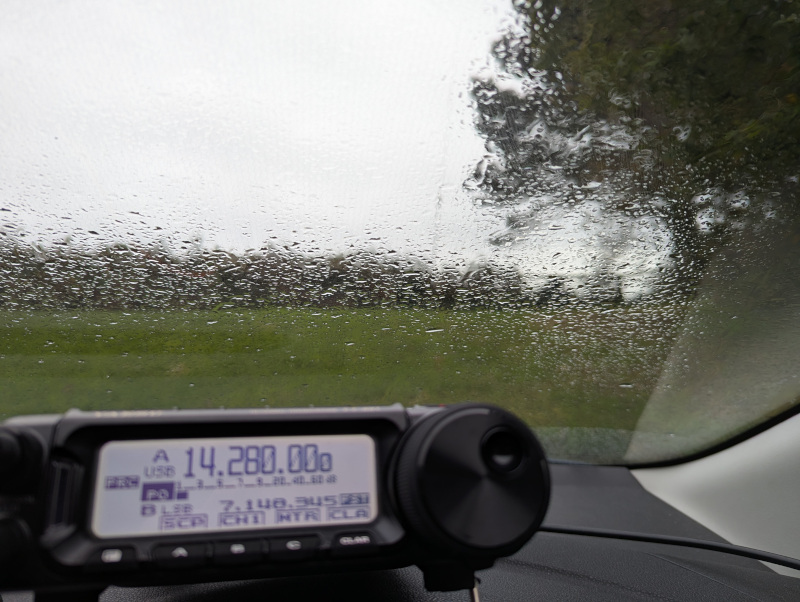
[1,0,798,463]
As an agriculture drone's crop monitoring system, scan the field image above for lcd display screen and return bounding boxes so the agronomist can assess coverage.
[91,434,377,538]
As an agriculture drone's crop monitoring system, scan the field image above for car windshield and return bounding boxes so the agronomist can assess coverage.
[1,0,798,464]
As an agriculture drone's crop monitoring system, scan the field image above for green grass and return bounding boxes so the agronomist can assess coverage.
[0,306,682,437]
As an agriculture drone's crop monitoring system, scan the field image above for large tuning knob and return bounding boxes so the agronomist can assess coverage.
[394,404,550,558]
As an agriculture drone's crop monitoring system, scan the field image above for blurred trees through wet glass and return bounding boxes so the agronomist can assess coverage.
[1,0,799,462]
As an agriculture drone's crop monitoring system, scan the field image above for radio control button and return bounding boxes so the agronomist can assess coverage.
[269,536,319,560]
[153,543,208,568]
[212,539,265,565]
[86,546,137,571]
[331,532,377,556]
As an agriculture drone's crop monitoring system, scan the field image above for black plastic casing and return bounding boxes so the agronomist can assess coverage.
[0,404,549,595]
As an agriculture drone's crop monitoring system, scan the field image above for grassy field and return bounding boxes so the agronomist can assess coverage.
[0,305,683,459]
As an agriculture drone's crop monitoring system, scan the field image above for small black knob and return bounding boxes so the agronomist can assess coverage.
[0,430,23,476]
[394,404,549,558]
[481,427,525,474]
[0,429,43,493]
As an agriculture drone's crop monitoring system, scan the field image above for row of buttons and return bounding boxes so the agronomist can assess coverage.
[87,532,376,572]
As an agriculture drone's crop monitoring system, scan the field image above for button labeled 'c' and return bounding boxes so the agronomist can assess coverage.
[270,536,319,561]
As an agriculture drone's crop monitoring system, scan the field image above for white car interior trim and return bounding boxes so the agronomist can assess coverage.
[633,412,800,577]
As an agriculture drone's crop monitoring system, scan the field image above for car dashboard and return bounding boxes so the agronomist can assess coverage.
[3,460,800,601]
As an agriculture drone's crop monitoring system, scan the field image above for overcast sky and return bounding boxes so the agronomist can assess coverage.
[0,1,505,248]
[0,0,672,297]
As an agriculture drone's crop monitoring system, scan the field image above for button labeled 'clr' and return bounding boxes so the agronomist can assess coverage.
[331,532,378,557]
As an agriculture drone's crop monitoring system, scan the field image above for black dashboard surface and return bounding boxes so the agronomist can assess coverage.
[3,463,799,601]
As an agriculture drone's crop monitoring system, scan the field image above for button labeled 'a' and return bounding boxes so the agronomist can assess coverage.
[153,543,207,567]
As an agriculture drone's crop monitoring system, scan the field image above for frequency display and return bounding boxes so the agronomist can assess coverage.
[91,434,377,538]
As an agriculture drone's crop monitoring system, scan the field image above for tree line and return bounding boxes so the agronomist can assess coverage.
[0,238,590,311]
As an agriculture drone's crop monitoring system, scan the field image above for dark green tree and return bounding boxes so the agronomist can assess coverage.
[469,0,800,292]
